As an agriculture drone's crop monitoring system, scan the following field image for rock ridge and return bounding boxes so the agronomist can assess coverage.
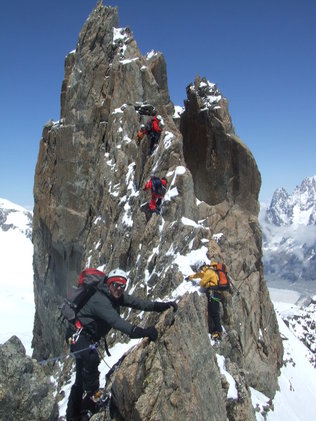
[29,2,283,419]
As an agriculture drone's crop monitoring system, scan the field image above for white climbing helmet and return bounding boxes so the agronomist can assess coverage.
[197,261,207,271]
[106,268,128,286]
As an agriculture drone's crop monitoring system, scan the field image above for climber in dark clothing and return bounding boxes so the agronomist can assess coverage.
[147,115,162,155]
[65,268,177,421]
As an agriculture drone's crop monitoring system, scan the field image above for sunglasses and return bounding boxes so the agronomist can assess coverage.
[111,282,126,290]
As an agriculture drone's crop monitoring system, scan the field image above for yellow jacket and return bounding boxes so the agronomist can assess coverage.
[189,266,219,289]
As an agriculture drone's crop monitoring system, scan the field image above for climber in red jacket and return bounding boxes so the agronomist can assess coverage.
[147,115,162,155]
[143,176,167,214]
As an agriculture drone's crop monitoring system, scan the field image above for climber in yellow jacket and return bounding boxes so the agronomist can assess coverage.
[187,263,223,340]
[188,264,219,289]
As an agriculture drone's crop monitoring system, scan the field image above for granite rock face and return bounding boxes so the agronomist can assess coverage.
[181,76,260,213]
[31,2,282,419]
[0,336,58,420]
[101,293,257,421]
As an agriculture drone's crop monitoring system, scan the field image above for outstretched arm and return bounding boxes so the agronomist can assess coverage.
[123,293,177,312]
[188,271,203,280]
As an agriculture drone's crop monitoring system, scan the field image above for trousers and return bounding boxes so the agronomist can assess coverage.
[66,332,100,420]
[207,291,222,333]
[148,131,161,154]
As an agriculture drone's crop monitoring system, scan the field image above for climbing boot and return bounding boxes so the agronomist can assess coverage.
[91,389,102,403]
[211,331,222,341]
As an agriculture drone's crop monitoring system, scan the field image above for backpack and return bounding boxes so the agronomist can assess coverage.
[145,119,153,133]
[60,268,106,323]
[151,176,166,196]
[209,263,230,291]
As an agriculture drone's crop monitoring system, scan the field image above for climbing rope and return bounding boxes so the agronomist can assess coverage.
[37,343,100,365]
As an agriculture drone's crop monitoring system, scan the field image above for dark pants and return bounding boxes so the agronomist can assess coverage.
[66,333,100,421]
[148,132,160,155]
[155,198,162,212]
[207,291,222,333]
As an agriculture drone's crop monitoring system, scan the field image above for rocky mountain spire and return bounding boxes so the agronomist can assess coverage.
[31,2,282,418]
[266,176,316,226]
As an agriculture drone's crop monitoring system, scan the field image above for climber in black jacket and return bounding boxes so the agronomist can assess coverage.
[65,268,177,421]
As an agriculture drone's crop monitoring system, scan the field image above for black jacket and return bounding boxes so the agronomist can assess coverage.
[76,282,155,340]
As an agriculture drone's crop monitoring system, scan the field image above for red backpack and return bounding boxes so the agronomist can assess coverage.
[209,263,230,291]
[60,268,106,322]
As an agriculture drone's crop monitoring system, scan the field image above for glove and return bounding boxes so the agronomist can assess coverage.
[130,325,158,341]
[153,301,178,313]
[185,276,190,281]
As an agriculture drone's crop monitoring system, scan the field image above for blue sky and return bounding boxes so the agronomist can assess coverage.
[0,0,315,208]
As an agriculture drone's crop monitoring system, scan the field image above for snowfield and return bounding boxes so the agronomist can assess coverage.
[254,288,316,420]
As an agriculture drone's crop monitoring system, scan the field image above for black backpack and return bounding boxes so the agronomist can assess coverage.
[145,119,153,133]
[151,176,166,196]
[60,268,106,323]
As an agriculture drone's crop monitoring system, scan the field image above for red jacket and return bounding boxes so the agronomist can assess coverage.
[151,116,161,133]
[144,177,167,198]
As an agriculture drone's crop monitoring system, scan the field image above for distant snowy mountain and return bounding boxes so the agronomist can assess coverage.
[0,197,32,238]
[0,198,34,355]
[260,176,316,291]
[266,176,316,226]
